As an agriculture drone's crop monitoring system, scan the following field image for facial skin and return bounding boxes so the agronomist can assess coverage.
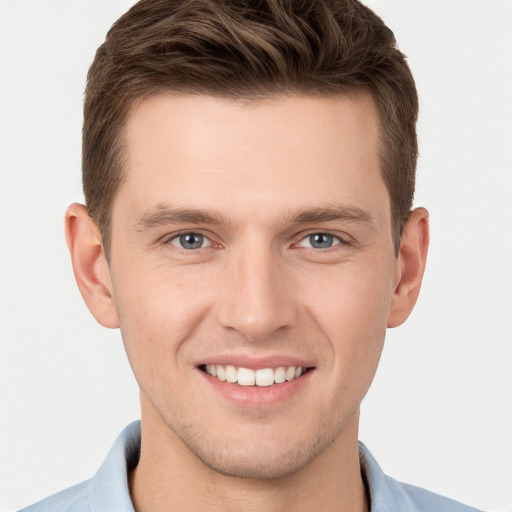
[66,93,428,511]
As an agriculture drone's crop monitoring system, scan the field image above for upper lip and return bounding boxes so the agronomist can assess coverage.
[196,354,315,370]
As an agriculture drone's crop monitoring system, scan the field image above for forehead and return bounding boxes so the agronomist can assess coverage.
[117,92,388,229]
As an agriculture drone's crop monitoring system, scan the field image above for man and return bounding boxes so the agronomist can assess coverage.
[20,0,483,510]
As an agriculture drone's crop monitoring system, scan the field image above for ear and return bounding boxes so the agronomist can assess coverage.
[65,203,119,328]
[387,207,430,328]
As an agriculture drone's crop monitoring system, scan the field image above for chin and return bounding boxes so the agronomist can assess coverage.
[177,425,330,480]
[195,444,319,479]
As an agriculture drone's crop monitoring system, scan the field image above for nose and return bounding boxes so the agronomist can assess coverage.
[216,245,296,342]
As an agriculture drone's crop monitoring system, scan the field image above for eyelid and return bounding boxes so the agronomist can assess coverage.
[160,229,352,252]
[294,231,349,249]
[164,231,214,249]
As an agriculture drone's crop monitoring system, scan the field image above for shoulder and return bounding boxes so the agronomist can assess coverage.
[392,478,485,512]
[18,421,140,512]
[358,442,485,512]
[18,479,91,512]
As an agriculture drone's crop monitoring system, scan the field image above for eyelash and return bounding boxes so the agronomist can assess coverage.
[163,230,350,252]
[295,231,346,250]
[164,232,214,252]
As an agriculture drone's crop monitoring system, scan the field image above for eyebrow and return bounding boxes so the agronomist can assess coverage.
[133,203,375,231]
[133,204,227,231]
[288,206,374,226]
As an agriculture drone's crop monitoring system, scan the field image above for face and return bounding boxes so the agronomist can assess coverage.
[108,93,400,478]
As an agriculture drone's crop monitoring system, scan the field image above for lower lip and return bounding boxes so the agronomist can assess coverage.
[199,369,314,408]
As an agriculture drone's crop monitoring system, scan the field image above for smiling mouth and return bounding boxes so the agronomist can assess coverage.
[201,364,311,387]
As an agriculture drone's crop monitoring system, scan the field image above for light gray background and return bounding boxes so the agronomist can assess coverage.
[0,1,511,511]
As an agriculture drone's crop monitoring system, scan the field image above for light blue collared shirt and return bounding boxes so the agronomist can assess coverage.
[20,421,484,512]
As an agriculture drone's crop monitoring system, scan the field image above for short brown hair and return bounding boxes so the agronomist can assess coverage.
[83,0,418,257]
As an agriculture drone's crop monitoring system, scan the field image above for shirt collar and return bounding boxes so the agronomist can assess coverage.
[359,441,420,512]
[87,420,419,512]
[88,421,140,512]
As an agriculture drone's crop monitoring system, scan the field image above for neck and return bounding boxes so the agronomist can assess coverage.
[129,406,368,512]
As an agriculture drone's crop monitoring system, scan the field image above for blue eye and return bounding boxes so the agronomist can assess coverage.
[298,233,341,249]
[169,233,211,250]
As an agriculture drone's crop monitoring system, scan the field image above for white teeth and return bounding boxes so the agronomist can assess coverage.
[216,365,226,381]
[255,368,274,387]
[225,365,238,383]
[237,367,256,386]
[204,364,306,386]
[285,366,296,381]
[274,366,286,384]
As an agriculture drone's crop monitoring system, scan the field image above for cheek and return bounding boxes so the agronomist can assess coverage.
[309,258,393,322]
[112,264,213,375]
[306,263,393,373]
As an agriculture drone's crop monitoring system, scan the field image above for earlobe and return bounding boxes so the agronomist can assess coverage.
[65,203,119,329]
[387,207,430,328]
